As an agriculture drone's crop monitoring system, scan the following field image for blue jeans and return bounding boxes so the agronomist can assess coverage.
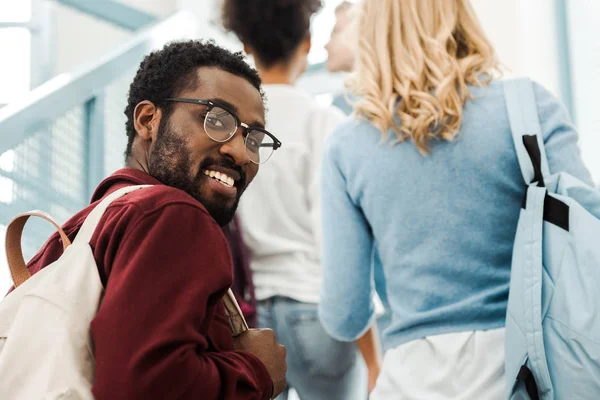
[258,297,367,400]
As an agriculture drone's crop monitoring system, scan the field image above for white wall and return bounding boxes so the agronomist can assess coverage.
[121,0,176,17]
[518,0,562,96]
[53,0,177,75]
[51,0,242,72]
[470,0,521,75]
[468,0,562,96]
[54,4,129,75]
[567,0,600,183]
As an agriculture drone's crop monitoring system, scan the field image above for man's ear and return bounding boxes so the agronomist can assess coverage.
[133,100,162,143]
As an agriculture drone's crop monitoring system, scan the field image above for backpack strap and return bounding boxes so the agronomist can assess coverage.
[504,79,572,232]
[4,186,150,288]
[503,78,551,187]
[5,184,249,336]
[73,185,152,245]
[504,78,555,398]
[5,211,72,288]
[75,184,249,335]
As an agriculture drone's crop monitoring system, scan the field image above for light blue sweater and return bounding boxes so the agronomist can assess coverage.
[318,80,594,350]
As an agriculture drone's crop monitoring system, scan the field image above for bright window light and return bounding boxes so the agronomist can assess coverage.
[0,28,31,104]
[0,0,32,22]
[0,150,15,173]
[0,176,14,204]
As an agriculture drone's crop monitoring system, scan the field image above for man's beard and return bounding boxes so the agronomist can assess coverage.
[147,119,246,226]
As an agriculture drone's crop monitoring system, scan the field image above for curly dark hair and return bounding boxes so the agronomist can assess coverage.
[221,0,323,68]
[124,40,262,159]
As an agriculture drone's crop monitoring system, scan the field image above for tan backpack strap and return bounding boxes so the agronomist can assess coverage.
[5,211,71,288]
[222,289,249,337]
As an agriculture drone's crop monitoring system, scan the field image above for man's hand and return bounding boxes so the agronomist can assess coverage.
[233,329,287,398]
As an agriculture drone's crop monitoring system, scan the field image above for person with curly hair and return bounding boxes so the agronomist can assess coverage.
[18,40,288,399]
[318,0,594,398]
[222,1,370,399]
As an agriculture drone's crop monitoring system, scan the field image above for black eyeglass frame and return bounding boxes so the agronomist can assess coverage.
[165,98,282,152]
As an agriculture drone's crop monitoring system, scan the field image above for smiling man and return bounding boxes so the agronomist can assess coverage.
[22,40,286,399]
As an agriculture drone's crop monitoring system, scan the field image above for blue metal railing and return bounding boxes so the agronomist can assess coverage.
[0,12,198,263]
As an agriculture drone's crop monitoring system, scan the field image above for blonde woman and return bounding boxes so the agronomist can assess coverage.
[318,0,594,398]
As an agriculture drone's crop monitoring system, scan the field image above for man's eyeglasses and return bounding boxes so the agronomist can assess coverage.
[165,98,281,164]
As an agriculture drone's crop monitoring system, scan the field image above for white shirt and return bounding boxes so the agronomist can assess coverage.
[237,84,345,303]
[371,328,505,399]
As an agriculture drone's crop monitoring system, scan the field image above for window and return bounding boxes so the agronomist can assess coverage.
[0,1,32,22]
[0,0,32,104]
[0,0,33,291]
[0,28,31,104]
[0,150,15,204]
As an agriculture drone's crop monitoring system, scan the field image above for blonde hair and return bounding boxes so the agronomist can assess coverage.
[348,0,501,154]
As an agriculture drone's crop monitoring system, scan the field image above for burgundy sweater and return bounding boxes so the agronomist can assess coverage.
[24,168,273,400]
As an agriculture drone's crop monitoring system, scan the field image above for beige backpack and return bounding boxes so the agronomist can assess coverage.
[0,185,248,399]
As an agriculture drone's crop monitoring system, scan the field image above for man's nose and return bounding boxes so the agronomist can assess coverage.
[219,130,248,166]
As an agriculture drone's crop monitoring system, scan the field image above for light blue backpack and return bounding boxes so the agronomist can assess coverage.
[504,79,600,400]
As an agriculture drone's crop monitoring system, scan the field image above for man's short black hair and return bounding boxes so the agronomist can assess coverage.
[124,40,262,159]
[221,0,323,68]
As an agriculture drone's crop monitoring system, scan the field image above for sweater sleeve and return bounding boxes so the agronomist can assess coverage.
[90,201,273,400]
[318,133,376,342]
[534,81,595,186]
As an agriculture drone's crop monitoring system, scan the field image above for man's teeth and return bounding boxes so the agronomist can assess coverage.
[203,170,235,187]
